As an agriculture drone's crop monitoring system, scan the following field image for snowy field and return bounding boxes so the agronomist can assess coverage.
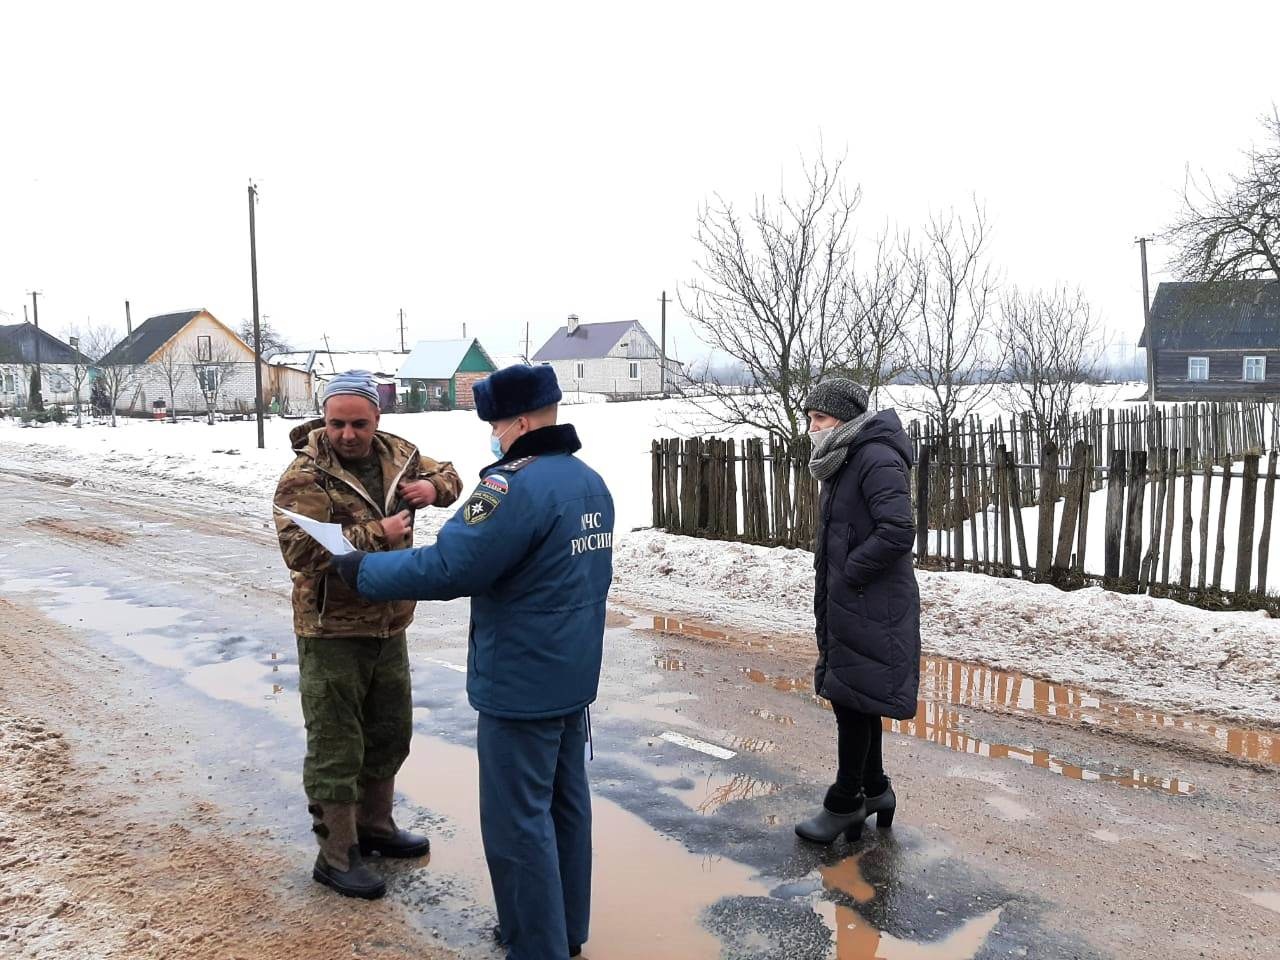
[3,389,1277,726]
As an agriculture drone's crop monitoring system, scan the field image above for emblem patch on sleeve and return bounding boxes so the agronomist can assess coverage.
[481,474,510,495]
[463,490,501,525]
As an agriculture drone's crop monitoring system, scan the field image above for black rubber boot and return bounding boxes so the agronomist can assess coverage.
[794,784,867,844]
[864,780,897,829]
[357,778,430,859]
[310,802,387,900]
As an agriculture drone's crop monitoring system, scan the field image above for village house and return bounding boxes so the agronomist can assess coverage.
[98,309,313,417]
[397,338,497,410]
[531,316,681,398]
[0,323,92,409]
[1140,281,1280,401]
[268,349,410,412]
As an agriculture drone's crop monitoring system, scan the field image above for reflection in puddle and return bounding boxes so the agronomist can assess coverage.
[655,655,689,672]
[650,611,1277,768]
[816,853,1003,959]
[890,702,1193,795]
[691,771,781,815]
[739,665,1196,795]
[650,616,774,649]
[396,735,771,959]
[917,655,1279,767]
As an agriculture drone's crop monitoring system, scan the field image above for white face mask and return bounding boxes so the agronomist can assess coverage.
[490,420,518,458]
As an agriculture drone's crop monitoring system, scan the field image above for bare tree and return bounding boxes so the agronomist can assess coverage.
[239,318,291,360]
[85,326,138,427]
[152,343,189,422]
[62,324,95,427]
[680,152,859,444]
[1168,108,1280,283]
[1002,286,1101,444]
[186,341,240,425]
[841,230,917,404]
[900,205,1006,440]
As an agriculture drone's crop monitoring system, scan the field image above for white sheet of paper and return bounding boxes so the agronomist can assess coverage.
[276,506,357,556]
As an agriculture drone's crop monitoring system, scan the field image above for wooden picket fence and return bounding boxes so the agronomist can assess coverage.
[650,435,818,548]
[917,440,1279,604]
[650,401,1280,607]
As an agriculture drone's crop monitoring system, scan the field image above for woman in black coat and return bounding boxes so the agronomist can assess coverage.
[794,378,921,845]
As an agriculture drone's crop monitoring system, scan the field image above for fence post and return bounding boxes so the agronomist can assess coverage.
[1035,442,1059,580]
[1161,448,1178,588]
[1005,449,1030,578]
[1236,454,1259,595]
[915,445,931,561]
[1121,451,1147,589]
[1258,449,1278,596]
[726,438,739,539]
[1212,456,1233,592]
[1053,441,1087,577]
[651,439,663,528]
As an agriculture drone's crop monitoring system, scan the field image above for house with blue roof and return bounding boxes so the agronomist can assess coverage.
[531,316,680,397]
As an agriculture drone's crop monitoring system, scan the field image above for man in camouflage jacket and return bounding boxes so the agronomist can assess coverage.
[273,371,461,900]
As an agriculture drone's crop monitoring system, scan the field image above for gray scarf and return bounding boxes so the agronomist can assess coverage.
[808,410,874,481]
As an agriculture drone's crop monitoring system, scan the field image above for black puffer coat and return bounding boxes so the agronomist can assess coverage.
[813,410,921,719]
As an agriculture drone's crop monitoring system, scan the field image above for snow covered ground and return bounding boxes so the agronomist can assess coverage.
[3,392,1277,726]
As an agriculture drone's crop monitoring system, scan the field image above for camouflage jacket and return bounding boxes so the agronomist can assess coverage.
[273,418,462,638]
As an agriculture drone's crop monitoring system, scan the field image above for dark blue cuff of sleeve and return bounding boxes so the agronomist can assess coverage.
[331,550,367,591]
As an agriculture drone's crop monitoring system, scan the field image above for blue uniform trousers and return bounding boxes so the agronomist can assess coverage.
[478,710,592,960]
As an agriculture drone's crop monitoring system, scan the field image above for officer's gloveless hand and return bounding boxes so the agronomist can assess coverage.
[331,551,367,591]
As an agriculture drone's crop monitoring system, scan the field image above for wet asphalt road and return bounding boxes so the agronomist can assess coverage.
[1,467,1277,960]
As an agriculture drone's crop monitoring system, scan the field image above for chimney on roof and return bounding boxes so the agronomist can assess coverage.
[567,314,580,336]
[125,300,133,336]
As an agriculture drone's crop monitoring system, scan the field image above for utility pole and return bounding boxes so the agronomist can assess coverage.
[525,322,531,362]
[27,291,43,411]
[399,308,407,353]
[463,322,467,340]
[249,180,265,450]
[1136,237,1155,415]
[658,290,669,398]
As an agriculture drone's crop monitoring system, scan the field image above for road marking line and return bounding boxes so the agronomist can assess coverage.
[659,731,736,760]
[425,658,466,674]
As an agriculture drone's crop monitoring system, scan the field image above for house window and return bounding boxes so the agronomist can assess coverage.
[434,385,444,398]
[2,373,13,393]
[196,335,212,362]
[1244,356,1266,382]
[628,361,640,380]
[196,366,221,394]
[575,362,585,380]
[1187,357,1209,381]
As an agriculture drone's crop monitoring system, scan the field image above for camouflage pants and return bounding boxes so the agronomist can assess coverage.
[296,631,413,803]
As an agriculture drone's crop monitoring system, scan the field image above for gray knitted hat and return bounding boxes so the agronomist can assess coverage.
[322,370,381,409]
[802,378,869,423]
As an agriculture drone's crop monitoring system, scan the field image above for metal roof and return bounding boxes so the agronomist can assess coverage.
[532,321,640,362]
[398,339,493,380]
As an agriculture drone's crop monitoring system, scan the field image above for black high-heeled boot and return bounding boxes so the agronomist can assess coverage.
[794,784,866,844]
[863,780,896,829]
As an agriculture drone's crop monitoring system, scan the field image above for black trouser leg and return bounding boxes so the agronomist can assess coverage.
[832,703,884,803]
[862,718,889,798]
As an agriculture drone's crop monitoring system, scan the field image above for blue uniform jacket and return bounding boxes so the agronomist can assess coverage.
[357,424,615,720]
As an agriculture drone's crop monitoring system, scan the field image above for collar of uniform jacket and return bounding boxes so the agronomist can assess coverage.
[489,424,582,473]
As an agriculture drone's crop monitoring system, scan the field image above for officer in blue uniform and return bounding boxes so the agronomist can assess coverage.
[331,364,614,960]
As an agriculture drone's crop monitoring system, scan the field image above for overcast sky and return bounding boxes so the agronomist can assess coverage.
[2,1,1277,363]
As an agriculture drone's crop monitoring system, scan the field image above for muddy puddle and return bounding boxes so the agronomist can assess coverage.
[0,569,1017,958]
[738,663,1195,795]
[648,612,1277,777]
